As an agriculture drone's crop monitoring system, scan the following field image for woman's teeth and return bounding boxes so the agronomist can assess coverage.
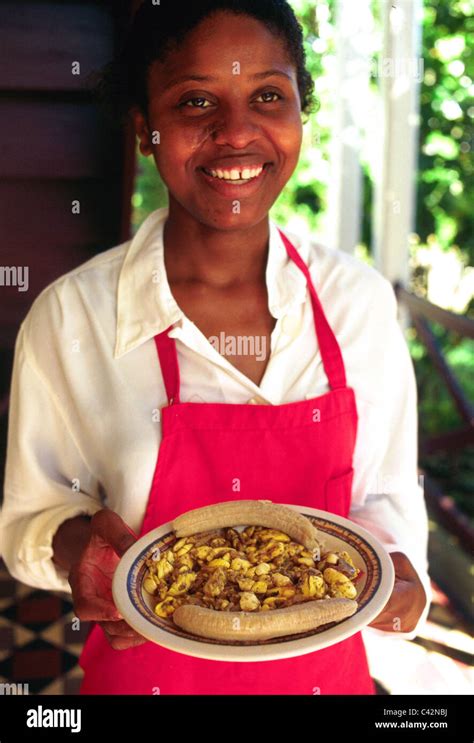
[202,165,265,183]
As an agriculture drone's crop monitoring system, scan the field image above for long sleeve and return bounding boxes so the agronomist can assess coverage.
[349,278,432,640]
[0,324,103,593]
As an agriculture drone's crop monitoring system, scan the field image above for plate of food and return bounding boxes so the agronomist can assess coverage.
[112,500,394,662]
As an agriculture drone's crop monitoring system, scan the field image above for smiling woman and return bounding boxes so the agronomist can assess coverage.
[96,1,314,234]
[97,0,318,388]
[0,0,431,699]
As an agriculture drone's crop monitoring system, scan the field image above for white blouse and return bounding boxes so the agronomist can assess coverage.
[0,207,431,639]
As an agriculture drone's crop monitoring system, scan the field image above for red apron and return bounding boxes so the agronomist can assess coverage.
[79,229,375,695]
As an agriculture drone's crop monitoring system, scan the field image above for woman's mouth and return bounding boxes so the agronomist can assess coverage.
[197,162,272,195]
[201,163,267,184]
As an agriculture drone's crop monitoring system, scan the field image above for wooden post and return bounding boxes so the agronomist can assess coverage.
[372,0,423,284]
[119,0,141,242]
[326,0,372,254]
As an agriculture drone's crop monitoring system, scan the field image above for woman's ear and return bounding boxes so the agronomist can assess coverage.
[130,106,153,157]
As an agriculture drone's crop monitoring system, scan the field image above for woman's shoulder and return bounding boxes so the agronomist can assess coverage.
[23,209,167,338]
[20,239,132,350]
[284,227,396,313]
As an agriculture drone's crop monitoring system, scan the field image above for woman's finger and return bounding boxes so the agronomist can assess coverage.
[391,551,420,581]
[100,620,142,638]
[368,579,417,631]
[101,628,148,651]
[74,595,122,622]
[91,509,138,557]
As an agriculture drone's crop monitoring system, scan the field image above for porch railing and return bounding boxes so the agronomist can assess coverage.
[394,282,474,555]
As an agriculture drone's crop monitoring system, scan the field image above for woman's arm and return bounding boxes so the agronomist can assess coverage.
[0,324,102,591]
[350,278,431,637]
[52,515,92,573]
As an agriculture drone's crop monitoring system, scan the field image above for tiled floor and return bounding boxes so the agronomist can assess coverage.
[0,559,91,694]
[0,558,471,695]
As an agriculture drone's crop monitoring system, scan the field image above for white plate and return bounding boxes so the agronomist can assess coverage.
[112,506,394,662]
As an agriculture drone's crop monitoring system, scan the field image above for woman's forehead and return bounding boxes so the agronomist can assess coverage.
[148,15,293,90]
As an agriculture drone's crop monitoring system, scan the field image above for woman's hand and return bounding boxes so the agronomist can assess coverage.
[68,509,148,650]
[368,551,427,633]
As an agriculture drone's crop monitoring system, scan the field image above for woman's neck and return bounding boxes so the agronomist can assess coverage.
[163,200,270,289]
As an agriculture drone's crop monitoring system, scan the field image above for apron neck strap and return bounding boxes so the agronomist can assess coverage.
[155,330,181,405]
[277,229,347,390]
[155,228,347,404]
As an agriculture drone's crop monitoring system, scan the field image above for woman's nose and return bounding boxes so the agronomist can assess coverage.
[210,108,260,148]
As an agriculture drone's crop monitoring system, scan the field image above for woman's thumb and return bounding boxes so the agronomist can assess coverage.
[91,509,138,556]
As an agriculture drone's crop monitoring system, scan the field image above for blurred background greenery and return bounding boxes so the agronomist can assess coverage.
[130,0,473,519]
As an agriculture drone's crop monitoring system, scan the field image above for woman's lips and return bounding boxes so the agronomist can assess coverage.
[202,164,265,179]
[197,162,272,197]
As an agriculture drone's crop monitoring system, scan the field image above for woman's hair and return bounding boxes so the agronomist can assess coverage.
[93,0,316,126]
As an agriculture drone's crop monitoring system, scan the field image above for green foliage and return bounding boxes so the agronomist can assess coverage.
[269,0,332,233]
[131,147,168,234]
[417,0,473,264]
[408,325,474,520]
[408,328,473,435]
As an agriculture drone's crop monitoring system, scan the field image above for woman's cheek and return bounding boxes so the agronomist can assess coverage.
[280,121,304,163]
[152,126,207,181]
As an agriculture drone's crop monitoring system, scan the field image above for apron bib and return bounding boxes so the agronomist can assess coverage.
[79,230,375,695]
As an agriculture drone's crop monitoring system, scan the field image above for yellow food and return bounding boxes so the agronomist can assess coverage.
[144,523,360,631]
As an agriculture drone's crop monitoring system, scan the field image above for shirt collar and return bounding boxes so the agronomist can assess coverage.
[114,206,308,359]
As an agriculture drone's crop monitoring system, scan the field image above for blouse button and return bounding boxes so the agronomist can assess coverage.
[247,396,269,405]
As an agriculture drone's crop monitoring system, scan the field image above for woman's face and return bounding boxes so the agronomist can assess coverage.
[132,11,304,230]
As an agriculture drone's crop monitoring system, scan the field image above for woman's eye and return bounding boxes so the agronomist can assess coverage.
[257,91,282,103]
[180,97,212,109]
[179,91,283,110]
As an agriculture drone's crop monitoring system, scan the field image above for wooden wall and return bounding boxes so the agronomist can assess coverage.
[0,0,137,495]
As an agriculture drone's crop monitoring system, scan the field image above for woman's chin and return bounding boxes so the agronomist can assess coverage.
[169,190,276,232]
[194,208,271,231]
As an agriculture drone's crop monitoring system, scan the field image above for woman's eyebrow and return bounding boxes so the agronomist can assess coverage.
[163,74,215,91]
[253,69,293,82]
[163,69,293,91]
